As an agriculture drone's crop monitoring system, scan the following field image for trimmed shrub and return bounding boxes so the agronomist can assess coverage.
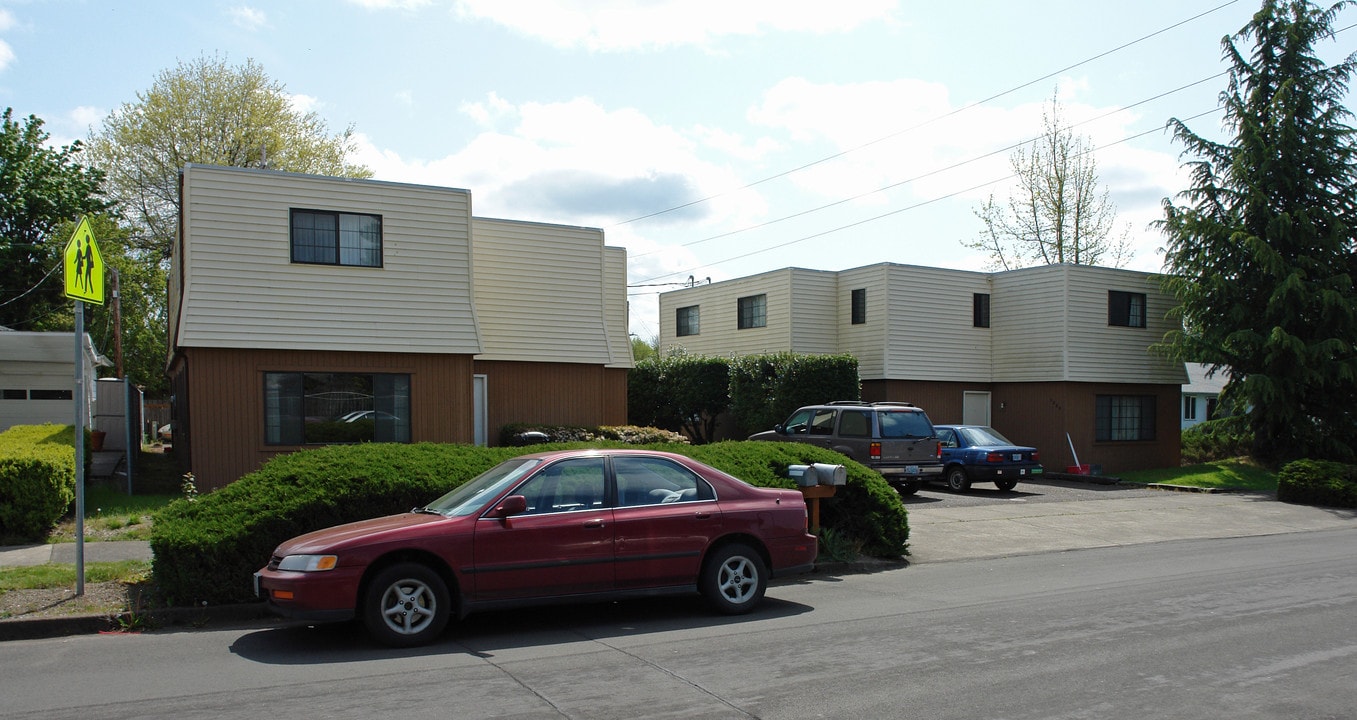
[729,353,860,435]
[1277,459,1357,508]
[628,353,730,443]
[0,423,78,542]
[1181,415,1252,464]
[150,440,908,605]
[0,424,78,542]
[498,423,688,446]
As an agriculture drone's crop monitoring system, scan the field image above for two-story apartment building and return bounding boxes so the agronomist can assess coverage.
[170,165,631,490]
[659,262,1186,474]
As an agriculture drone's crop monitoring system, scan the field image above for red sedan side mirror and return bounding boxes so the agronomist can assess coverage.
[490,495,528,518]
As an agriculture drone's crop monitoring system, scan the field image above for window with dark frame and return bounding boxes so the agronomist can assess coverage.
[290,209,383,267]
[676,305,700,337]
[1184,396,1197,420]
[1108,290,1146,328]
[737,294,766,329]
[1096,395,1156,441]
[851,288,867,325]
[264,371,411,445]
[2,389,26,400]
[973,293,991,328]
[28,389,74,400]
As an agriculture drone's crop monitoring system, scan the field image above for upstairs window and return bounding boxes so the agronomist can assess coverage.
[851,288,867,325]
[1108,290,1146,328]
[676,305,700,337]
[291,209,383,267]
[738,294,766,329]
[973,293,991,328]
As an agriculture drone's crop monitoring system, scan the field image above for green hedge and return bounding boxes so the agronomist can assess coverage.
[1277,459,1357,508]
[728,353,860,436]
[0,424,78,543]
[150,440,908,606]
[1181,415,1252,464]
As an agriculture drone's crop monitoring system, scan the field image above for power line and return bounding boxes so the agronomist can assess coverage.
[633,106,1226,286]
[628,72,1228,262]
[609,0,1242,232]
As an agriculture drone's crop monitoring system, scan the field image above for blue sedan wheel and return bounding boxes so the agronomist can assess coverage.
[946,467,971,492]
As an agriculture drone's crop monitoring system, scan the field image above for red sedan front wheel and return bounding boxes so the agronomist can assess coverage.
[362,562,451,647]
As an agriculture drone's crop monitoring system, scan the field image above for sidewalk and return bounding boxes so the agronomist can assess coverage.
[0,541,153,567]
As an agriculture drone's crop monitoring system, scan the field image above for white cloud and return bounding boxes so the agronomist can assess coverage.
[453,0,899,51]
[0,9,15,73]
[228,6,269,31]
[346,0,433,9]
[288,93,320,114]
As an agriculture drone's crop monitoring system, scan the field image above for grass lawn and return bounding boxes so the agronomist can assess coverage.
[1118,457,1278,493]
[45,449,181,543]
[0,560,151,592]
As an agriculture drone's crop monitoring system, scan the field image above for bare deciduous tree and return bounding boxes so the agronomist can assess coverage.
[966,93,1133,270]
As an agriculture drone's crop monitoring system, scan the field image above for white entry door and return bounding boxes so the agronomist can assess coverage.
[962,391,991,426]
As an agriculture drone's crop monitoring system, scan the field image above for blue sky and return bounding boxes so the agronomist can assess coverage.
[2,0,1352,340]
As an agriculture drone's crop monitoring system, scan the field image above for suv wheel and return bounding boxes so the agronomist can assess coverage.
[946,467,971,492]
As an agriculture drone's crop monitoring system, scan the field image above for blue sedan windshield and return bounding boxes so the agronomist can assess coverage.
[958,426,1014,446]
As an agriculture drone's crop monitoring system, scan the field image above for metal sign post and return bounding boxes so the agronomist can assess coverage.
[73,300,86,596]
[63,216,105,597]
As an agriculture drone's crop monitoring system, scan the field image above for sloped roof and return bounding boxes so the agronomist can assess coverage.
[1184,363,1228,394]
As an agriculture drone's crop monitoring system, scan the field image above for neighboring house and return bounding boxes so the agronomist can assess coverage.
[1181,363,1227,430]
[169,164,632,490]
[659,262,1187,474]
[0,329,110,433]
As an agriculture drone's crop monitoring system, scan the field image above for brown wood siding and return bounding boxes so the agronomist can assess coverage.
[180,347,474,491]
[863,378,1179,475]
[475,360,628,444]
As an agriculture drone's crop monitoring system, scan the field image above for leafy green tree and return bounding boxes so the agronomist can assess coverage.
[630,334,658,363]
[85,53,372,263]
[0,109,109,330]
[966,93,1133,270]
[1157,0,1357,464]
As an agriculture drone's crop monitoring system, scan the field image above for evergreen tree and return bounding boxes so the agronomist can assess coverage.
[1158,0,1357,464]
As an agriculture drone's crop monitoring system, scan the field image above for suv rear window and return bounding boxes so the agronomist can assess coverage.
[878,410,934,439]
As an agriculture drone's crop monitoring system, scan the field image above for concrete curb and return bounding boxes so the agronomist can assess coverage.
[0,601,275,642]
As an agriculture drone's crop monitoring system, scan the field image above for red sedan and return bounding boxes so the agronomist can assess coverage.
[255,449,818,646]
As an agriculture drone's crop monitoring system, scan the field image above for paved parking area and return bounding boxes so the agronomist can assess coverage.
[902,477,1355,564]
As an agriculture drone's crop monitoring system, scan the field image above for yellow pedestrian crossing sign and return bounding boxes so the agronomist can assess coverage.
[63,216,105,305]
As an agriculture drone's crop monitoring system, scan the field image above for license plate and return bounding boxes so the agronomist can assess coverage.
[1012,453,1023,461]
[905,465,919,474]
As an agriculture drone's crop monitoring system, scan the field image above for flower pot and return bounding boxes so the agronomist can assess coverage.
[90,429,107,452]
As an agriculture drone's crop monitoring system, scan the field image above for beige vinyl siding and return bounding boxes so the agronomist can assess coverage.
[177,165,481,354]
[659,269,797,356]
[472,218,612,365]
[882,265,993,381]
[1063,266,1187,384]
[603,247,634,368]
[990,264,1072,381]
[788,269,839,353]
[837,265,890,378]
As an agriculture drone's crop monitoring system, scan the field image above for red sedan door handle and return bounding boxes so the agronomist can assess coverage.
[583,518,606,529]
[693,512,713,520]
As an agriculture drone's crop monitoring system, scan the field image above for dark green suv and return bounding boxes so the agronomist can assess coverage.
[748,401,943,495]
